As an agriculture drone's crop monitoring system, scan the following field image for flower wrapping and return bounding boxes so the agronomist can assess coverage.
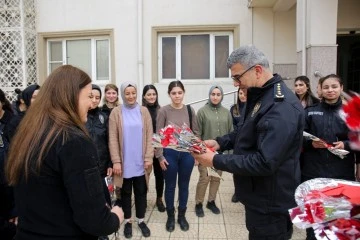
[104,176,115,202]
[303,131,349,159]
[152,123,222,179]
[289,178,360,229]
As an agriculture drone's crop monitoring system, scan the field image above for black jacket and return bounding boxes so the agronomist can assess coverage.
[86,108,111,176]
[302,99,356,180]
[100,104,113,119]
[14,132,119,239]
[214,74,304,214]
[4,111,25,142]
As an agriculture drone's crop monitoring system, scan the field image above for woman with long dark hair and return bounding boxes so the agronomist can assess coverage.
[294,75,319,108]
[142,84,165,212]
[5,65,123,239]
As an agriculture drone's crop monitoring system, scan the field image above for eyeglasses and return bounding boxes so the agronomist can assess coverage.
[231,65,257,83]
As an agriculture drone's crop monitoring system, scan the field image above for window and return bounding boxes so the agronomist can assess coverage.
[158,32,233,81]
[47,37,110,83]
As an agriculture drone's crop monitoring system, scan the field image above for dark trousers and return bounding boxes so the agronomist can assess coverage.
[245,207,293,240]
[121,175,147,219]
[163,149,194,210]
[153,157,164,198]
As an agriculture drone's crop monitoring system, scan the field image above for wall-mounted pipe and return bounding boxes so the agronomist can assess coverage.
[302,0,307,75]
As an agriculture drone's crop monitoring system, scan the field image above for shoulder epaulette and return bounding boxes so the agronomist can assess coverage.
[274,83,285,102]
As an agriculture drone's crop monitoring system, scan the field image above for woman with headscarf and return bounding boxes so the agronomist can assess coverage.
[108,82,153,239]
[194,85,233,217]
[5,84,40,141]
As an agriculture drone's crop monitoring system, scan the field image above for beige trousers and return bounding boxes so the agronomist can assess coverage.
[195,164,222,204]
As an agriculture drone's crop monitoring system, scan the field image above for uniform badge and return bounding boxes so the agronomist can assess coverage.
[251,102,261,117]
[99,115,104,124]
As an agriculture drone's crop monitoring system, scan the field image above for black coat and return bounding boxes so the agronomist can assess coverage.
[302,99,356,180]
[86,108,111,177]
[14,132,119,239]
[214,74,305,214]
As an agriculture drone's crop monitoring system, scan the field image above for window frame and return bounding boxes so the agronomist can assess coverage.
[152,25,239,84]
[46,37,111,83]
[38,29,115,85]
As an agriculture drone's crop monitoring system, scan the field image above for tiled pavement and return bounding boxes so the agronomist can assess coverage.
[109,169,306,240]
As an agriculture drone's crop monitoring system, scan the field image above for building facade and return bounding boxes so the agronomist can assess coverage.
[1,0,359,109]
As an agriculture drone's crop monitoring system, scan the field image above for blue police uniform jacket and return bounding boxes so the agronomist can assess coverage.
[302,99,356,180]
[214,74,305,214]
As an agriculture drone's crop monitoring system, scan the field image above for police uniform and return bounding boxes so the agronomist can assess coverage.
[214,74,305,240]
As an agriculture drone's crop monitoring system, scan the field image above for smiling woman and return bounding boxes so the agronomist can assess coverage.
[5,65,123,240]
[108,81,154,238]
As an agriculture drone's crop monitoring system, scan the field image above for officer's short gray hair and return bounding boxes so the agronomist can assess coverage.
[227,45,270,69]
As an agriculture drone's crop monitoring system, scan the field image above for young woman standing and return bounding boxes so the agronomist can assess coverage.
[101,84,119,118]
[108,82,153,238]
[294,75,319,108]
[194,85,233,217]
[142,84,165,212]
[156,80,198,232]
[302,74,359,240]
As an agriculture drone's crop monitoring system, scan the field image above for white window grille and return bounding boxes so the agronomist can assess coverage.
[0,0,37,102]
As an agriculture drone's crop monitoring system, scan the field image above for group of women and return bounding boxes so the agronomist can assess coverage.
[0,64,359,240]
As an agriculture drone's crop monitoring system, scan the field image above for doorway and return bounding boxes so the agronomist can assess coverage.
[337,34,360,92]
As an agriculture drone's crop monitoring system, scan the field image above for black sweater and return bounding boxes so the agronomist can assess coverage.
[14,132,119,239]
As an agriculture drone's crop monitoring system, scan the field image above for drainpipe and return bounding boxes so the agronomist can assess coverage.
[302,0,307,75]
[137,0,144,96]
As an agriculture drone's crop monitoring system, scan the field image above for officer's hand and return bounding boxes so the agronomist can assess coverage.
[204,140,220,151]
[312,140,327,149]
[191,148,216,167]
[332,141,344,149]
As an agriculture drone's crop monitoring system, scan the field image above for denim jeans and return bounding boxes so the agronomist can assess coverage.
[163,149,194,210]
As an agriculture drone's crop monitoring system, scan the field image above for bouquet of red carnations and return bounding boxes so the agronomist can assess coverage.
[339,93,360,150]
[152,123,207,153]
[152,123,222,179]
[289,178,360,239]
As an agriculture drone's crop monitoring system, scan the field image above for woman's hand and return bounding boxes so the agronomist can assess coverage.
[144,161,152,169]
[111,206,124,225]
[312,140,328,149]
[332,141,344,149]
[160,159,169,171]
[107,168,113,177]
[112,163,122,176]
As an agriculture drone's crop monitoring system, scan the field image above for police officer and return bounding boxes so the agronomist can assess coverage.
[192,45,305,240]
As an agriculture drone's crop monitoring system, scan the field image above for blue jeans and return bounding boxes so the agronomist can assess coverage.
[163,149,194,210]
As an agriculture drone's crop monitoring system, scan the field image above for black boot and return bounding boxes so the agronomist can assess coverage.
[177,207,189,231]
[156,197,166,212]
[166,208,175,232]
